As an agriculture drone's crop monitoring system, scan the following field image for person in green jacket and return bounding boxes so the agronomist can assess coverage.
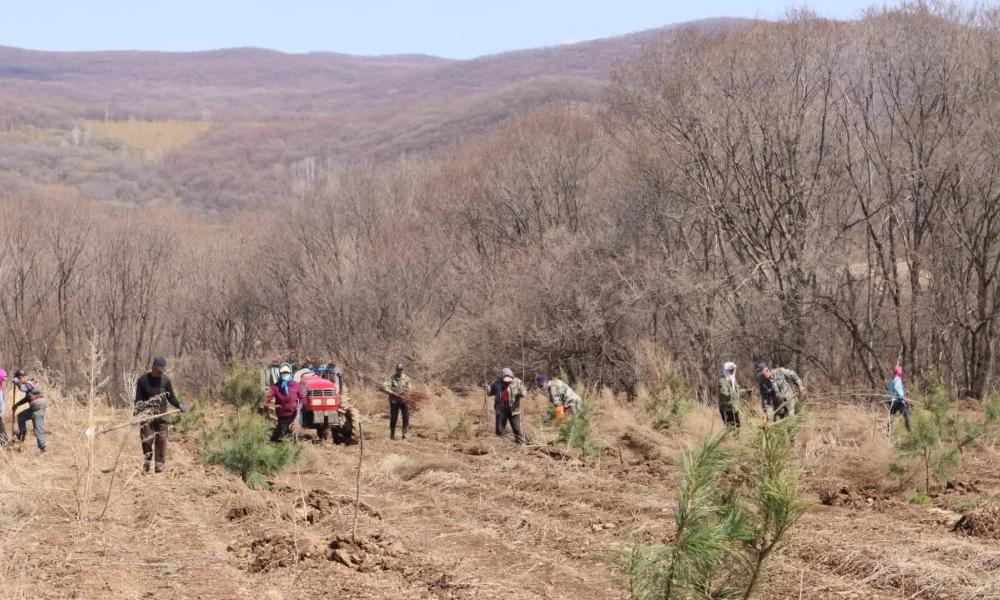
[718,361,751,428]
[536,374,582,416]
[383,363,412,440]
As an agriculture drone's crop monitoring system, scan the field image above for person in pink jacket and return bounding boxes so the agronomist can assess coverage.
[265,364,306,442]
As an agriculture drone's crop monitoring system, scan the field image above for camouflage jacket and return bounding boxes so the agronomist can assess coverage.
[758,368,802,411]
[488,378,526,416]
[546,378,582,413]
[384,373,412,404]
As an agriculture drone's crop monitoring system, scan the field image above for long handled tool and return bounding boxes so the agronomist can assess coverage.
[84,409,180,439]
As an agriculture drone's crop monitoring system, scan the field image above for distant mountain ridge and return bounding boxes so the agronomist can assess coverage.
[0,18,745,120]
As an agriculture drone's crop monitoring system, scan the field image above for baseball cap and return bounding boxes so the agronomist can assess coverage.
[501,367,514,382]
[279,364,292,374]
[152,357,167,371]
[396,363,405,370]
[754,361,768,375]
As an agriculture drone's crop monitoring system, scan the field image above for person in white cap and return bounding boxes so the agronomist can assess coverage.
[486,367,526,444]
[718,361,751,428]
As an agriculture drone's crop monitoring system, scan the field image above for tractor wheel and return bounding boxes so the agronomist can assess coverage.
[332,406,361,445]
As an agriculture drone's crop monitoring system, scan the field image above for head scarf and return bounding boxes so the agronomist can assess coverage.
[723,361,737,388]
[893,365,903,378]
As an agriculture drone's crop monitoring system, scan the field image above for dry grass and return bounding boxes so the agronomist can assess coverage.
[86,119,212,152]
[2,377,1000,599]
[799,404,896,492]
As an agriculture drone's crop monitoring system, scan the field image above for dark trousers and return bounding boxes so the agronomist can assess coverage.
[495,406,525,444]
[763,398,791,421]
[889,399,912,432]
[390,400,409,438]
[720,405,740,428]
[140,418,168,470]
[271,414,295,442]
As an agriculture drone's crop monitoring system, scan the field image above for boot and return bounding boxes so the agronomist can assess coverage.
[143,460,151,473]
[154,462,165,474]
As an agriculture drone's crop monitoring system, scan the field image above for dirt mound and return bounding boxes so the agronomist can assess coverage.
[619,428,664,463]
[327,532,410,573]
[953,504,1000,539]
[231,534,325,572]
[295,489,383,524]
[818,486,896,510]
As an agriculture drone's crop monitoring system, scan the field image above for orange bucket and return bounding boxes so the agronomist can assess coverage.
[554,405,566,423]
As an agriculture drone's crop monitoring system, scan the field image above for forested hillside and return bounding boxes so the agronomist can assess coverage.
[1,6,996,404]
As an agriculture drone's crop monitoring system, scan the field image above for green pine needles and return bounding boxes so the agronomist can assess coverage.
[202,414,300,489]
[892,376,1000,492]
[201,362,300,488]
[612,418,808,599]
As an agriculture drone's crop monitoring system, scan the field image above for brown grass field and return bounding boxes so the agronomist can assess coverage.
[86,120,212,152]
[1,384,998,599]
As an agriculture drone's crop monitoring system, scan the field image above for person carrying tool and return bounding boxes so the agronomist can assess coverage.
[887,365,912,433]
[535,374,581,421]
[755,362,805,422]
[134,357,187,473]
[12,369,45,453]
[384,363,412,440]
[265,364,306,442]
[487,367,526,444]
[718,361,752,428]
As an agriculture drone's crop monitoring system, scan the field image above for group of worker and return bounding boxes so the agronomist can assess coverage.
[2,351,914,473]
[378,364,582,445]
[716,360,912,433]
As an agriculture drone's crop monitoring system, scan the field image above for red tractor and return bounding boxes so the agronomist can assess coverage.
[262,363,359,444]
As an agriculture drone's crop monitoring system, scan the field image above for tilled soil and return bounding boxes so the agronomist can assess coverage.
[4,404,1000,599]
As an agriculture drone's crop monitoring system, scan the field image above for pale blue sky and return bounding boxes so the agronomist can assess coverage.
[2,0,892,58]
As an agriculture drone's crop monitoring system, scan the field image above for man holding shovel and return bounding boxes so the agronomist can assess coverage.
[134,357,187,473]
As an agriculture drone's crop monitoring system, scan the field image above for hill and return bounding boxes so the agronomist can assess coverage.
[0,18,741,121]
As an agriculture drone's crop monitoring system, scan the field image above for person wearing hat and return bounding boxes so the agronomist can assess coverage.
[536,374,582,421]
[133,357,188,473]
[384,363,412,440]
[887,364,912,433]
[755,361,804,422]
[718,362,752,428]
[487,367,526,444]
[12,369,45,453]
[265,364,306,443]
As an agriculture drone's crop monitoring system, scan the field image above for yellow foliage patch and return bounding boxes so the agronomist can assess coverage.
[86,120,212,152]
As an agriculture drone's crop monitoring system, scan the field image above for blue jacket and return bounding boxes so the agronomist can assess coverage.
[888,376,905,402]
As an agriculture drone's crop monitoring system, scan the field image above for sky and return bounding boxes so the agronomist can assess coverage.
[0,0,891,58]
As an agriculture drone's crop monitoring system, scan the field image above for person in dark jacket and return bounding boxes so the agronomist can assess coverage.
[134,357,188,473]
[12,369,46,453]
[265,364,305,442]
[487,368,526,445]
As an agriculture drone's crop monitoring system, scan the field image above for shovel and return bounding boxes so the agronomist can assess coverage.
[84,409,181,439]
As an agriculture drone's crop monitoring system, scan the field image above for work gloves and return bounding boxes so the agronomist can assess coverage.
[179,403,189,413]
